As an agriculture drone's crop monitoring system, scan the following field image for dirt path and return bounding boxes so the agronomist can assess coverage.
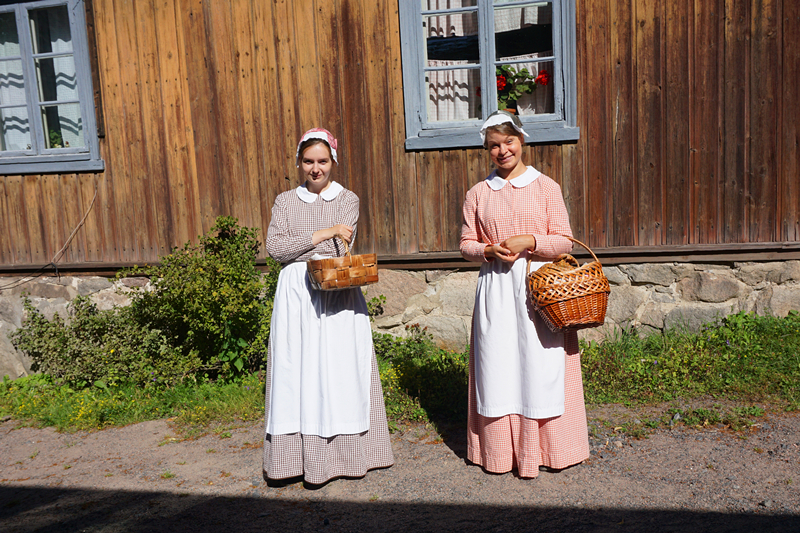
[1,408,798,532]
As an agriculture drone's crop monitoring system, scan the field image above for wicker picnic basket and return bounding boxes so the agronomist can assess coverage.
[526,236,610,333]
[306,235,379,291]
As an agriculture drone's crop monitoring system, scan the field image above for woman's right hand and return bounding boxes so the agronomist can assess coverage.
[312,224,353,245]
[484,243,519,263]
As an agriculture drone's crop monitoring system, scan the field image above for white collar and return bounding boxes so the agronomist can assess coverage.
[296,181,343,203]
[486,167,540,191]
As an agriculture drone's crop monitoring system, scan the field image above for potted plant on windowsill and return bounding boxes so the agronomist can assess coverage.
[495,65,549,114]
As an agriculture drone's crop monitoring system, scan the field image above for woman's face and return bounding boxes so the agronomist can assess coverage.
[486,130,524,177]
[301,142,334,193]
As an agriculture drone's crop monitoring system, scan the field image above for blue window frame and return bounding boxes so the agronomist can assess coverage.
[399,0,578,149]
[0,0,102,174]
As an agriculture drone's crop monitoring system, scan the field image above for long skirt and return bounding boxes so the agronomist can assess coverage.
[263,354,394,484]
[467,331,590,478]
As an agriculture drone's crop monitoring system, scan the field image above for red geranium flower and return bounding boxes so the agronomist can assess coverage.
[535,69,549,86]
[496,75,507,91]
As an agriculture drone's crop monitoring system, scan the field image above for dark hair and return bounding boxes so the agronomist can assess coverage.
[298,138,333,161]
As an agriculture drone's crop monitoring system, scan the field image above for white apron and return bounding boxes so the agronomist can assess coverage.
[473,253,566,419]
[266,262,372,437]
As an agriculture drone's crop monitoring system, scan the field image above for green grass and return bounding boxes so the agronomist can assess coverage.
[1,311,797,436]
[581,311,800,409]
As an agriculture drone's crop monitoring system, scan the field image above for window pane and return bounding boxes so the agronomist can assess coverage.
[0,106,31,151]
[35,55,78,102]
[422,0,477,10]
[427,68,480,122]
[497,60,554,115]
[29,5,73,54]
[0,59,26,106]
[0,12,20,58]
[494,3,553,62]
[40,103,83,148]
[425,12,479,65]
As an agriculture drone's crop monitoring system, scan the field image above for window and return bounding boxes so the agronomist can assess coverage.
[0,0,102,173]
[399,0,578,149]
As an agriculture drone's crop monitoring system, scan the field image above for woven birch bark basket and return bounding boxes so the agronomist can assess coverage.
[306,235,378,291]
[526,236,610,332]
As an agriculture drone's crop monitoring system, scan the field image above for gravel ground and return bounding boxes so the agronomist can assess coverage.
[1,406,799,532]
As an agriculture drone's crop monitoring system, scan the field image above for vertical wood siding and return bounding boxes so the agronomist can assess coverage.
[0,0,798,268]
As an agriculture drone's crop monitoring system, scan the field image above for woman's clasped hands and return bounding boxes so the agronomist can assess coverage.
[484,234,536,263]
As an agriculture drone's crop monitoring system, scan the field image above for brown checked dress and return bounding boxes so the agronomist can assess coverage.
[263,182,394,484]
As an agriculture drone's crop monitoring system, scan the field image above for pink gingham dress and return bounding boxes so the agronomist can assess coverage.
[460,167,590,478]
[263,183,394,484]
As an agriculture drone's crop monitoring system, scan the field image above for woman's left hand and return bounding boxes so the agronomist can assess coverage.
[500,234,536,254]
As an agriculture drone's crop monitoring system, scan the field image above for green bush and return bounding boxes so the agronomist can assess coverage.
[581,310,800,407]
[375,325,469,421]
[121,216,279,381]
[10,296,192,389]
[11,217,280,389]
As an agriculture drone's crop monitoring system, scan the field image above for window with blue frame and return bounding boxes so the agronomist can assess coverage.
[399,0,578,149]
[0,0,102,174]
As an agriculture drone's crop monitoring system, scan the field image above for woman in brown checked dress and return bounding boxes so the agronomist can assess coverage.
[262,128,393,485]
[460,111,590,478]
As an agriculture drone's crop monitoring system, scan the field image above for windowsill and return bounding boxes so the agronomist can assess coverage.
[405,123,580,150]
[0,157,105,175]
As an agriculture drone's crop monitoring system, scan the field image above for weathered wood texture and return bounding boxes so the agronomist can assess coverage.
[0,0,798,268]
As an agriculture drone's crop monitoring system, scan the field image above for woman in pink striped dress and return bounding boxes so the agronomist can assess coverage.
[263,128,394,485]
[460,111,590,478]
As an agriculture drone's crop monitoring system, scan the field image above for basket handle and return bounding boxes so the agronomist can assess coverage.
[332,234,352,257]
[525,235,601,275]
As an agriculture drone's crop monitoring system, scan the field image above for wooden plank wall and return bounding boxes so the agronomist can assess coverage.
[0,0,798,268]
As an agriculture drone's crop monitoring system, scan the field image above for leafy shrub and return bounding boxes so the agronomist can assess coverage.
[375,325,469,421]
[581,311,800,406]
[10,296,191,389]
[11,217,280,389]
[121,216,279,381]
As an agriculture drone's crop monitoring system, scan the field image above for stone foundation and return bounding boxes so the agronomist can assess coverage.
[363,260,800,349]
[1,260,799,379]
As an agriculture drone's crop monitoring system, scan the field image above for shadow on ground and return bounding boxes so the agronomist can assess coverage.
[2,486,797,533]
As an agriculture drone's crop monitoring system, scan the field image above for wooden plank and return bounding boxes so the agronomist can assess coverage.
[154,0,197,248]
[114,0,156,262]
[207,0,246,222]
[21,176,47,265]
[690,0,721,244]
[584,0,611,247]
[134,0,173,259]
[782,0,800,241]
[385,0,418,255]
[663,0,689,245]
[250,0,285,246]
[92,0,129,261]
[721,0,748,243]
[4,176,29,264]
[59,174,85,264]
[416,150,443,252]
[442,149,467,251]
[272,0,302,191]
[610,0,636,246]
[77,174,103,262]
[338,0,374,252]
[39,175,65,262]
[563,0,588,243]
[0,179,12,264]
[230,0,261,231]
[634,0,664,246]
[178,0,222,233]
[748,0,779,243]
[292,0,322,129]
[361,0,395,254]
